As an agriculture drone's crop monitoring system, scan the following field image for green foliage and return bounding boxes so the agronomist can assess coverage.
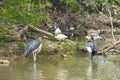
[26,32,40,39]
[114,14,120,20]
[0,40,7,47]
[0,27,12,47]
[76,42,85,46]
[17,42,25,49]
[60,0,119,13]
[108,0,120,6]
[47,37,58,41]
[64,43,75,56]
[0,0,52,26]
[60,0,82,12]
[0,27,10,34]
[0,35,12,47]
[0,35,12,42]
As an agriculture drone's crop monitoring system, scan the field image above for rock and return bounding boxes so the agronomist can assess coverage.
[0,60,10,64]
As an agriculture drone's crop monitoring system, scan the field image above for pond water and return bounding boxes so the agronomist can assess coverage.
[0,54,120,80]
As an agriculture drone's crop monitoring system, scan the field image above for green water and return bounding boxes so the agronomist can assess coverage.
[0,54,120,80]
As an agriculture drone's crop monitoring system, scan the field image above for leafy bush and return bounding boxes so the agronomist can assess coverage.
[0,27,10,34]
[60,0,119,13]
[60,0,83,12]
[0,0,52,26]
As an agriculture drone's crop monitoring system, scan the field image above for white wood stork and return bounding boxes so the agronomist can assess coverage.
[55,33,68,41]
[54,27,62,36]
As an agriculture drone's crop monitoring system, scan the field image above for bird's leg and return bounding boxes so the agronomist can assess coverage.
[33,52,36,62]
[90,53,93,60]
[90,54,93,60]
[33,52,35,61]
[34,52,37,62]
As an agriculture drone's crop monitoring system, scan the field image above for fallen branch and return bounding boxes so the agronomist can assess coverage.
[102,40,120,54]
[27,24,75,43]
[27,24,54,36]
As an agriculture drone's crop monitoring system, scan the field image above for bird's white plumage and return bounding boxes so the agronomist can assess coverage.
[86,34,103,41]
[55,34,68,41]
[85,36,91,40]
[69,26,75,31]
[86,47,92,54]
[55,27,62,35]
[32,43,42,53]
[32,43,42,62]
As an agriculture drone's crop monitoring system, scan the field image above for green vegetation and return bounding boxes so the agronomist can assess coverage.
[0,0,52,26]
[64,43,75,56]
[60,0,119,13]
[17,42,25,49]
[0,35,12,47]
[0,0,120,55]
[76,42,85,46]
[0,40,7,47]
[26,32,40,39]
[0,27,12,47]
[114,14,120,20]
[0,0,119,26]
[0,27,10,34]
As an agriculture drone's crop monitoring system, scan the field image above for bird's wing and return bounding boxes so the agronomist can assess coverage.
[93,43,97,52]
[86,41,94,50]
[55,28,61,35]
[24,39,41,57]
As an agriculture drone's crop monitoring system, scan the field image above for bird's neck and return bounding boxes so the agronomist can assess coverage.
[39,37,42,41]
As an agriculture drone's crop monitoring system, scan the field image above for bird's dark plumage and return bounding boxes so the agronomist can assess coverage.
[24,39,41,57]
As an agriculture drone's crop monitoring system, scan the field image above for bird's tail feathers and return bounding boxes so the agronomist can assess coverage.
[24,50,29,57]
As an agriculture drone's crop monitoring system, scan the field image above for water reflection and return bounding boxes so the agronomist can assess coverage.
[1,55,120,80]
[87,61,98,80]
[56,68,68,80]
[33,63,37,80]
[24,62,44,80]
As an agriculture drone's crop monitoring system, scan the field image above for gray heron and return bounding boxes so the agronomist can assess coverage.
[24,37,42,62]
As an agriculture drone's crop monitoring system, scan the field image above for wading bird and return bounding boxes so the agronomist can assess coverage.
[24,37,42,62]
[85,31,104,60]
[86,37,97,60]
